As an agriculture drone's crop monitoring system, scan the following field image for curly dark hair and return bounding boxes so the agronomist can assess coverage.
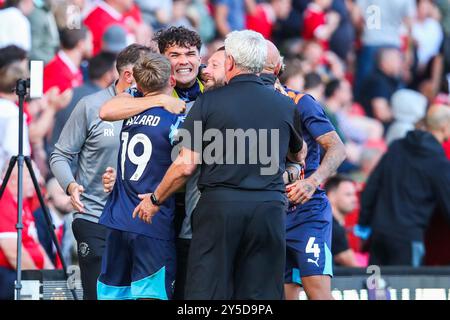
[154,26,202,54]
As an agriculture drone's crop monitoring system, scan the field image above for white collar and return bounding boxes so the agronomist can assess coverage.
[57,50,79,74]
[97,1,123,21]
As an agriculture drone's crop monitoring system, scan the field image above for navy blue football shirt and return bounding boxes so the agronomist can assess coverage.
[99,107,185,240]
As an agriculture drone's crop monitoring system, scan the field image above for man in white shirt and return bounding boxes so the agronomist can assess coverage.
[0,0,34,51]
[0,61,31,173]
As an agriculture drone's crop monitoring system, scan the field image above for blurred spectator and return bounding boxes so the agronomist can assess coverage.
[323,79,347,142]
[279,58,305,92]
[33,178,73,267]
[300,40,345,81]
[214,0,246,37]
[101,24,128,54]
[134,0,172,30]
[324,175,361,267]
[0,45,69,178]
[326,79,384,144]
[83,0,138,55]
[354,0,416,92]
[49,51,118,155]
[43,26,92,95]
[410,0,444,101]
[302,0,340,50]
[52,0,86,30]
[329,0,355,62]
[186,0,216,43]
[27,0,60,64]
[412,0,443,71]
[246,0,298,42]
[358,104,450,266]
[271,0,303,45]
[0,163,54,300]
[0,62,31,173]
[0,44,28,70]
[246,0,275,39]
[0,0,34,51]
[325,78,384,165]
[357,48,405,126]
[170,0,195,29]
[346,145,384,263]
[386,89,428,145]
[303,71,325,101]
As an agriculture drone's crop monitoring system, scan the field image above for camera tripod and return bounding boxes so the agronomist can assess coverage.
[0,79,77,300]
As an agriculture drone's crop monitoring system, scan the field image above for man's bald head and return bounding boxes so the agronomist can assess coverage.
[426,104,450,143]
[427,105,450,130]
[263,40,283,75]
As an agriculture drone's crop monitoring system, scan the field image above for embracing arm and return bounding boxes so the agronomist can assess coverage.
[154,147,199,203]
[133,147,199,223]
[99,94,186,121]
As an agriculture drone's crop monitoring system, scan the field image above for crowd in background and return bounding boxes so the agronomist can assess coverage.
[1,0,450,287]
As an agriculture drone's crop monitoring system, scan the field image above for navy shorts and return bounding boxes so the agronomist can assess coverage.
[285,198,333,285]
[97,227,176,300]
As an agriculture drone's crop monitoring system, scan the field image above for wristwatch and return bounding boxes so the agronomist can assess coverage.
[150,193,160,206]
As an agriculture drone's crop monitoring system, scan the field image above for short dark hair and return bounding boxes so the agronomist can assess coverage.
[324,175,354,195]
[133,52,172,93]
[0,62,27,93]
[304,72,323,90]
[5,0,21,8]
[279,58,303,85]
[154,26,202,54]
[324,79,341,99]
[59,26,88,50]
[0,45,27,69]
[116,44,154,74]
[88,52,117,80]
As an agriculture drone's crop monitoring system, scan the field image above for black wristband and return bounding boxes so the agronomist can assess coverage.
[150,193,160,206]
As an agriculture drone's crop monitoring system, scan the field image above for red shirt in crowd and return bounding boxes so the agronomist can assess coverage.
[302,4,329,50]
[0,188,44,270]
[43,51,83,94]
[246,4,275,40]
[83,1,138,55]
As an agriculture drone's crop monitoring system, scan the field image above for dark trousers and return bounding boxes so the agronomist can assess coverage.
[72,218,107,300]
[0,266,16,300]
[369,233,425,267]
[173,193,191,300]
[185,198,286,300]
[173,238,191,300]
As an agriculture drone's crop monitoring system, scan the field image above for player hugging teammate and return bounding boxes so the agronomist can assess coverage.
[97,27,346,301]
[97,52,184,300]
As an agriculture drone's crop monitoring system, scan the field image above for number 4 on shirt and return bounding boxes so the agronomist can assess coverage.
[306,237,321,258]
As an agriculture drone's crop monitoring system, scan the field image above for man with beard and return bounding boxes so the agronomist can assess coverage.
[201,46,227,90]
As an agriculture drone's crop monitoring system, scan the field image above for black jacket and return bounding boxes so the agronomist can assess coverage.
[359,130,450,241]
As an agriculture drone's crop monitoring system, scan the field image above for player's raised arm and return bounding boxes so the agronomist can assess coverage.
[99,93,186,121]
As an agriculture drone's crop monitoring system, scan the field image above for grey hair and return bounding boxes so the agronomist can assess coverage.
[224,30,267,74]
